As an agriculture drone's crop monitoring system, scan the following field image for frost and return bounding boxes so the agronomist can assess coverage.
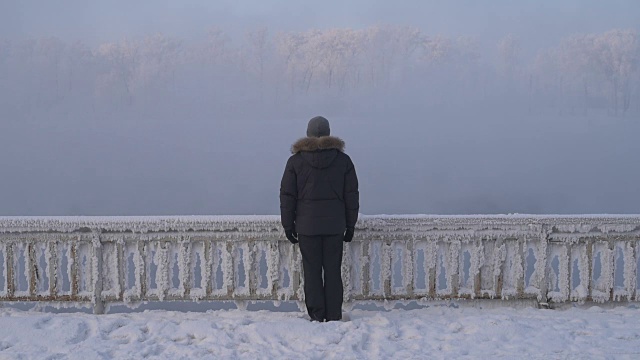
[153,242,170,301]
[222,241,233,297]
[546,245,570,302]
[177,237,191,297]
[591,242,614,303]
[265,241,280,297]
[570,244,590,302]
[0,215,639,311]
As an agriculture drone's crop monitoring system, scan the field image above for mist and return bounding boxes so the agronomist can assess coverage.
[1,1,639,216]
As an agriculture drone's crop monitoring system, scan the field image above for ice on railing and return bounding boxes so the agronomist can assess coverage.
[613,241,637,301]
[591,242,614,302]
[90,233,101,309]
[265,242,279,296]
[458,241,484,298]
[503,240,524,299]
[530,236,547,300]
[546,244,570,302]
[126,242,144,302]
[570,244,589,302]
[211,242,224,296]
[3,214,639,236]
[188,241,206,300]
[13,242,27,297]
[0,245,6,296]
[0,216,639,312]
[153,242,170,300]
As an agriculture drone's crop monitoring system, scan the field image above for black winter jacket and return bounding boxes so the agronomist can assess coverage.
[280,136,359,236]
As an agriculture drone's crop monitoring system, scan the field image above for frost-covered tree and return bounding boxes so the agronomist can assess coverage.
[137,34,182,95]
[497,34,522,92]
[533,29,639,116]
[95,39,140,105]
[66,41,94,94]
[275,31,306,95]
[245,27,271,98]
[2,25,638,121]
[199,27,230,66]
[35,37,66,99]
[591,29,638,115]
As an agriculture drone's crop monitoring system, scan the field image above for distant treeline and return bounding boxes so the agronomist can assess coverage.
[0,26,638,118]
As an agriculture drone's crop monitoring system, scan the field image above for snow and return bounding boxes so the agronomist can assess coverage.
[1,304,640,358]
[0,215,639,357]
[1,214,640,234]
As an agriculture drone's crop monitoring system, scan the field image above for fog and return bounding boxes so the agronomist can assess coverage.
[1,1,639,216]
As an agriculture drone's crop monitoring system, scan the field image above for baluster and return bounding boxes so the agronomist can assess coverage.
[247,241,257,298]
[71,242,79,298]
[382,240,392,298]
[516,239,525,298]
[268,241,280,300]
[606,240,615,301]
[404,240,414,297]
[28,242,37,298]
[92,232,104,314]
[361,241,370,298]
[137,241,147,300]
[448,240,460,298]
[624,239,638,301]
[493,238,505,299]
[155,241,170,301]
[585,240,594,302]
[623,241,636,301]
[277,243,289,300]
[224,241,234,298]
[473,241,483,299]
[116,239,125,301]
[203,240,212,298]
[210,241,221,296]
[571,243,585,302]
[179,238,192,298]
[48,241,58,299]
[5,243,14,299]
[537,235,549,303]
[559,243,570,302]
[427,240,437,298]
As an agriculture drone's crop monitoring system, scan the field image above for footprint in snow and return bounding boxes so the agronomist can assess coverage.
[43,353,66,360]
[66,321,90,345]
[447,322,463,333]
[34,316,53,329]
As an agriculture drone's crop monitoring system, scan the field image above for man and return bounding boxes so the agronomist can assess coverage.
[280,116,359,322]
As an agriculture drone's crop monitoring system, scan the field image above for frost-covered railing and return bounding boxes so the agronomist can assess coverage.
[1,215,639,313]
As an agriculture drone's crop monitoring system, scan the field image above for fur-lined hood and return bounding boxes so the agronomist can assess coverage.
[291,136,345,154]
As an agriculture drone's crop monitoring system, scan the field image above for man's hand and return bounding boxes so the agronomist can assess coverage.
[344,228,354,243]
[285,229,298,244]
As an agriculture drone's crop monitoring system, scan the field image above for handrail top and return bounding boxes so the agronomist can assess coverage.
[1,214,639,234]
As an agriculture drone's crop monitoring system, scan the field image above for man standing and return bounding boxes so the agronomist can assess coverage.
[280,116,359,322]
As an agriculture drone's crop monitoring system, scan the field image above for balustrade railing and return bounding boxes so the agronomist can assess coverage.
[1,215,638,313]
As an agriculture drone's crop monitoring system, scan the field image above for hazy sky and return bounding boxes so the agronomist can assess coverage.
[2,0,639,45]
[1,1,639,216]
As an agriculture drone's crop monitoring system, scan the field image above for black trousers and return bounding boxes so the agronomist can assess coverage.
[297,234,344,321]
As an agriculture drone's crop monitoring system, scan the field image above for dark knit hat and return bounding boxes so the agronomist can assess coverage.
[307,116,330,137]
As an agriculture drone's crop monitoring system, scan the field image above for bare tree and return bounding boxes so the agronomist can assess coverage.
[245,27,270,100]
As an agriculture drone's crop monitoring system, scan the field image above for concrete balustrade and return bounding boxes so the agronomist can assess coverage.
[1,215,639,313]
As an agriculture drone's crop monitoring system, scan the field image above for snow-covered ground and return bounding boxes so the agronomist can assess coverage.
[1,304,640,359]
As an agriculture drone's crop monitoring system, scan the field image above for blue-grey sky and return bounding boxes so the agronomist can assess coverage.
[1,0,640,216]
[2,0,639,46]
